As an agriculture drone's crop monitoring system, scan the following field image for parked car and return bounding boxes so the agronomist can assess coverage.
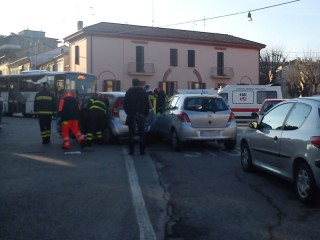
[240,97,320,204]
[155,93,237,151]
[96,92,155,143]
[251,98,286,121]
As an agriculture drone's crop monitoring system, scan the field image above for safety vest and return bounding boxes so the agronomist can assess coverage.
[148,93,157,114]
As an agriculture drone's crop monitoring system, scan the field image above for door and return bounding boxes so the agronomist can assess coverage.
[249,102,294,170]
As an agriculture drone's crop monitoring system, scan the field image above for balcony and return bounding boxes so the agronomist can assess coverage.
[210,67,234,79]
[127,62,155,76]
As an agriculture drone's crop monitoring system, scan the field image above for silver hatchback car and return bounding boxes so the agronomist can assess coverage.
[155,93,237,151]
[241,97,320,204]
[99,92,155,143]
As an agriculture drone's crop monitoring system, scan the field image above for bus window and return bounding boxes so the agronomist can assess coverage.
[0,71,96,116]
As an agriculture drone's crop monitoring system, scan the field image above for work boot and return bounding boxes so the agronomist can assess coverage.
[62,145,71,150]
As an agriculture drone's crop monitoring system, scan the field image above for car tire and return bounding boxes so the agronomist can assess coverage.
[103,127,115,144]
[171,130,182,151]
[224,139,236,150]
[294,162,317,205]
[241,142,254,172]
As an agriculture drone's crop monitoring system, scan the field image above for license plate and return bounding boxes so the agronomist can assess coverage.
[200,130,220,137]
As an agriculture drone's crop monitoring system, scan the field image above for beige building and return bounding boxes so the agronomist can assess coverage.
[64,21,265,95]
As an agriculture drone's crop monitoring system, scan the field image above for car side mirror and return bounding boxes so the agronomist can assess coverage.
[249,121,258,129]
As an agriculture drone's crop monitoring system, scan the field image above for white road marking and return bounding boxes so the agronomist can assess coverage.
[223,148,241,156]
[206,150,217,157]
[184,152,202,157]
[122,147,156,240]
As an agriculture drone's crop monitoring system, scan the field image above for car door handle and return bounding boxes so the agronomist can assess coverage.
[273,136,278,142]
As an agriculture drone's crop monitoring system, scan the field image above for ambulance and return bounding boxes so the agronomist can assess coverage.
[218,84,283,122]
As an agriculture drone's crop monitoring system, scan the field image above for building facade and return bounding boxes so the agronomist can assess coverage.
[0,30,59,74]
[64,22,266,94]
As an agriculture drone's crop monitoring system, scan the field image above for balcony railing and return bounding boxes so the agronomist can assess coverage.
[127,62,155,76]
[211,67,234,79]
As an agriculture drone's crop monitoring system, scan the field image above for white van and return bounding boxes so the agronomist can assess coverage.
[218,84,283,122]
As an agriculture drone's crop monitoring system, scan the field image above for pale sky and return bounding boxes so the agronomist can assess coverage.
[2,0,319,60]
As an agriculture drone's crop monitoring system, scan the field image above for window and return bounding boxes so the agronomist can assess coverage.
[188,50,195,67]
[257,91,278,104]
[219,93,228,104]
[217,52,224,76]
[184,97,229,112]
[103,80,121,91]
[136,46,144,72]
[170,49,178,66]
[75,46,80,65]
[188,81,206,89]
[284,103,311,130]
[261,103,294,130]
[169,96,179,109]
[159,81,177,96]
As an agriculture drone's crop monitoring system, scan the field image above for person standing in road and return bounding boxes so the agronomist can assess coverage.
[123,79,150,155]
[0,92,3,129]
[86,93,109,146]
[58,91,85,150]
[34,82,56,144]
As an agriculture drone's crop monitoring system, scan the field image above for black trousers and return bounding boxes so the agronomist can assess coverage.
[87,110,105,143]
[127,113,146,154]
[38,115,52,141]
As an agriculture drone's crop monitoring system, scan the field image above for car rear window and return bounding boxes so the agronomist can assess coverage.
[184,97,229,112]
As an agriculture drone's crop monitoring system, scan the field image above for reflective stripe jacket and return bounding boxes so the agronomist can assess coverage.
[87,97,107,114]
[34,90,56,115]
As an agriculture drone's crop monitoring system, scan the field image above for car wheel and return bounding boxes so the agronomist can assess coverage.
[241,142,254,172]
[295,163,317,204]
[103,127,114,144]
[224,139,236,150]
[171,130,182,151]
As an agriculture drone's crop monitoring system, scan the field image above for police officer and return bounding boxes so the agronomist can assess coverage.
[124,79,150,155]
[34,82,56,144]
[86,93,108,146]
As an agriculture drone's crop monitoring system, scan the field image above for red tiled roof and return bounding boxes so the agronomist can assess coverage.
[66,22,266,49]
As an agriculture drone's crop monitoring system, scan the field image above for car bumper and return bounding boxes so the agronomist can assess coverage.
[177,123,237,142]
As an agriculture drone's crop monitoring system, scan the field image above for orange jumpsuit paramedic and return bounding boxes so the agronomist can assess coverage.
[58,92,85,150]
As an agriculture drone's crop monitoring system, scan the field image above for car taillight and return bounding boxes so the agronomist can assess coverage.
[178,111,191,123]
[112,98,121,118]
[311,136,320,148]
[228,112,235,122]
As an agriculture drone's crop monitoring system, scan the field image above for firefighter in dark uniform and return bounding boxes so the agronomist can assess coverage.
[34,82,56,144]
[86,93,108,146]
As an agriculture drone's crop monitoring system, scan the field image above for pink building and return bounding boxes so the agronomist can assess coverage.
[64,22,265,95]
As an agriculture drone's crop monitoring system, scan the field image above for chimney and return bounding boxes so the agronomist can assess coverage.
[77,21,83,31]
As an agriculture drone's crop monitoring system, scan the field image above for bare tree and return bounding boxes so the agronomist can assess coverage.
[286,54,320,97]
[260,47,288,84]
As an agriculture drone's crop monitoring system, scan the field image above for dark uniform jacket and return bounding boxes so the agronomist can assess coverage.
[87,96,108,114]
[34,90,56,115]
[123,86,149,117]
[58,93,81,121]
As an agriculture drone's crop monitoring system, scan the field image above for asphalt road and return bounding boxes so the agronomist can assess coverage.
[0,116,167,240]
[1,117,320,240]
